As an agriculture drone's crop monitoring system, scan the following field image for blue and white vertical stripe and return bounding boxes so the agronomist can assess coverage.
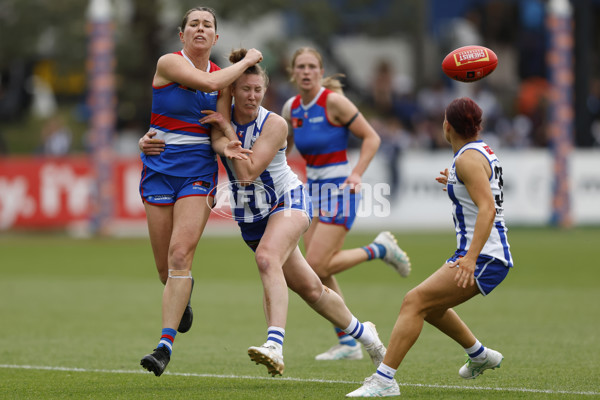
[446,141,513,267]
[221,105,303,223]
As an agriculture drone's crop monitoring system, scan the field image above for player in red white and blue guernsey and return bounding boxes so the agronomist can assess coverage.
[137,7,262,377]
[200,48,388,377]
[281,47,411,361]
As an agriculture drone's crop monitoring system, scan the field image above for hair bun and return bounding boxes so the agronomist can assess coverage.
[229,48,247,64]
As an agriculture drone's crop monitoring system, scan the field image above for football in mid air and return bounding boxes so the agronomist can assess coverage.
[441,45,498,83]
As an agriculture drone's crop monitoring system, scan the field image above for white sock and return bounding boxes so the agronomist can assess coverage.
[375,363,397,382]
[266,326,285,354]
[464,339,487,361]
[343,316,374,345]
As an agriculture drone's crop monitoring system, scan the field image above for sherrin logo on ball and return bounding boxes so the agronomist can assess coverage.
[442,45,498,83]
[454,48,489,66]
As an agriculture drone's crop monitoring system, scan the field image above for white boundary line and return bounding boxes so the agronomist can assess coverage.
[1,364,598,396]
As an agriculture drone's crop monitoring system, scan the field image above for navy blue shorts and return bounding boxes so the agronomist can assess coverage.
[139,165,217,205]
[446,251,510,296]
[238,185,312,251]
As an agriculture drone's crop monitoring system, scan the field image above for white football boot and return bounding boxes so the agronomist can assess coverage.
[248,344,285,376]
[459,348,503,379]
[362,322,386,367]
[373,231,411,277]
[346,373,400,397]
[315,343,363,360]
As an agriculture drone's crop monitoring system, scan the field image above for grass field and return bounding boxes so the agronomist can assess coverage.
[1,227,599,399]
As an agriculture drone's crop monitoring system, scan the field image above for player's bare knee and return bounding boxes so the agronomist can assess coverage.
[168,244,193,269]
[255,250,276,274]
[401,288,426,314]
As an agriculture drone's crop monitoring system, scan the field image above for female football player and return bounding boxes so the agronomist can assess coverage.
[347,97,513,397]
[281,47,411,360]
[137,7,262,377]
[200,48,387,376]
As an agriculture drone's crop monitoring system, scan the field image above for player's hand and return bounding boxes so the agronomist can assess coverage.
[340,173,361,194]
[139,130,165,155]
[447,257,476,288]
[436,168,449,191]
[245,48,263,65]
[199,109,228,130]
[224,140,252,160]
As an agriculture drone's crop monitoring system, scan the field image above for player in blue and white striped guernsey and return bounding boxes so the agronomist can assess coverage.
[348,97,513,397]
[220,104,305,224]
[201,48,387,377]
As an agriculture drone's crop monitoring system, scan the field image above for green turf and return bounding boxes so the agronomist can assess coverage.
[1,227,599,399]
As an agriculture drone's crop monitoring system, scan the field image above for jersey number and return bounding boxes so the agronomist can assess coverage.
[494,165,504,208]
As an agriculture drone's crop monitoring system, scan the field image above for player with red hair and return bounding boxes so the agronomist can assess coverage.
[347,97,513,397]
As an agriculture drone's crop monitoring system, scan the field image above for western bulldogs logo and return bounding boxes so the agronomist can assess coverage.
[292,118,303,128]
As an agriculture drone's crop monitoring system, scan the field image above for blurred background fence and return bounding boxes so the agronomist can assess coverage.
[1,0,599,235]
